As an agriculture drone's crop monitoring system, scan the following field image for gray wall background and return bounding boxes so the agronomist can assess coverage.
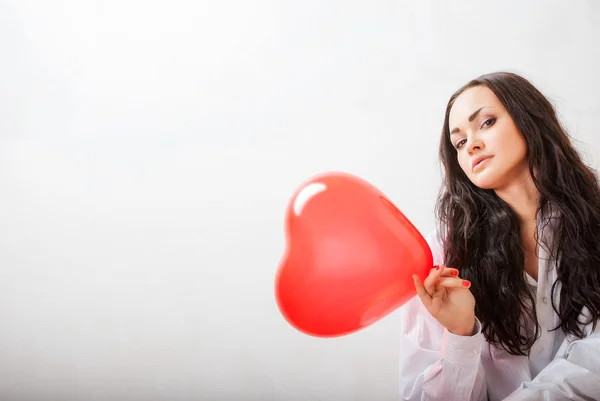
[1,1,599,399]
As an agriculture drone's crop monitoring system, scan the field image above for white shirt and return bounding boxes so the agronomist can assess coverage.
[398,221,600,400]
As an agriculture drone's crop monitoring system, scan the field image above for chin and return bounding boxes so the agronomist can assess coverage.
[469,173,500,190]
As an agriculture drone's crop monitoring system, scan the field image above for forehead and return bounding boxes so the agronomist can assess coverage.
[448,85,503,127]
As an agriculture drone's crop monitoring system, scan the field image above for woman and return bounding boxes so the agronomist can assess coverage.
[398,72,600,400]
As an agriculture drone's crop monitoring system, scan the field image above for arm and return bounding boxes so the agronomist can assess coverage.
[398,229,488,401]
[398,297,488,401]
[504,320,600,401]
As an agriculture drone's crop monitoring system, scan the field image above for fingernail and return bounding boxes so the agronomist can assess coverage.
[451,270,459,276]
[434,265,440,270]
[462,280,470,287]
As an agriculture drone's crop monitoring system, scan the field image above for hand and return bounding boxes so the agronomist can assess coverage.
[413,265,476,336]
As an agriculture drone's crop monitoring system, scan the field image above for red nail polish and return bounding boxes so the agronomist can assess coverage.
[450,270,458,276]
[462,280,470,287]
[434,265,440,270]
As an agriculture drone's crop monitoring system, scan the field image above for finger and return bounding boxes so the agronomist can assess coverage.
[440,267,460,278]
[429,277,467,316]
[434,277,471,290]
[424,265,445,294]
[431,264,460,277]
[429,292,443,316]
[413,275,432,308]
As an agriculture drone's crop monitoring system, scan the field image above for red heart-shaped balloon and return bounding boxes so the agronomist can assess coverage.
[275,172,433,337]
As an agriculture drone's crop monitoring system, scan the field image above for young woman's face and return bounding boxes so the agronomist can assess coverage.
[448,85,529,190]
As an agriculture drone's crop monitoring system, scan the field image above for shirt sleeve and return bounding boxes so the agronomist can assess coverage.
[398,229,488,401]
[503,311,600,401]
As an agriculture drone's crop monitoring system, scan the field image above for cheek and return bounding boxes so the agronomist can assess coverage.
[457,153,471,174]
[493,122,525,153]
[500,133,528,163]
[516,138,528,159]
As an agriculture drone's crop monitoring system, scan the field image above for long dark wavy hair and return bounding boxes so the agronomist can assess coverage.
[436,71,600,355]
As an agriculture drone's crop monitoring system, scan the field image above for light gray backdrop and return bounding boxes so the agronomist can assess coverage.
[1,1,599,400]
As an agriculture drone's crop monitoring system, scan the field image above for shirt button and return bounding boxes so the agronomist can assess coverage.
[542,296,549,304]
[471,348,478,354]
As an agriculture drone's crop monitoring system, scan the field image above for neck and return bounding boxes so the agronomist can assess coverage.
[494,174,540,224]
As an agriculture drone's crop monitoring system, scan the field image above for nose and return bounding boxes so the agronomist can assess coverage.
[466,137,484,154]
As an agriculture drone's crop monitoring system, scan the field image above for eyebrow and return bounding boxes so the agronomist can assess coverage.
[450,106,488,135]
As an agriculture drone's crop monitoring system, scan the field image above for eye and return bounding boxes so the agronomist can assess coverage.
[454,138,467,149]
[481,117,496,129]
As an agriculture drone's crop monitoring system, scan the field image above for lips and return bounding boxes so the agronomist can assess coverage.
[472,155,493,172]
